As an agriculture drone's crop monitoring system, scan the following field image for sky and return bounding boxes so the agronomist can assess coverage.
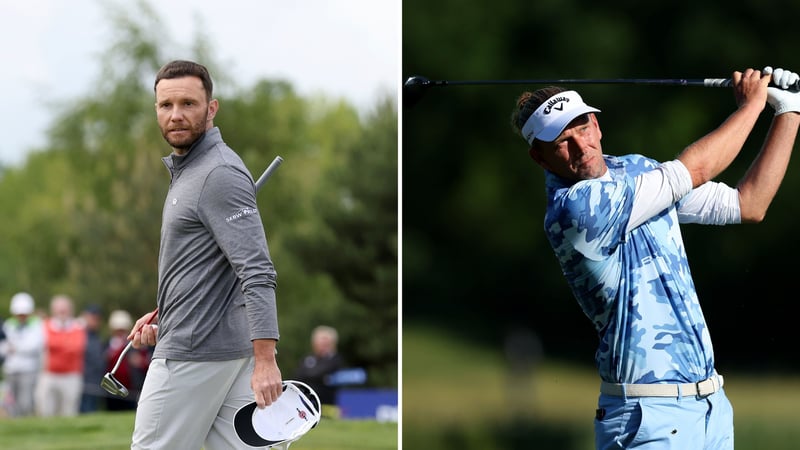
[0,0,400,167]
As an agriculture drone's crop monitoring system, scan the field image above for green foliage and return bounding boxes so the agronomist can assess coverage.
[0,1,397,387]
[286,97,399,386]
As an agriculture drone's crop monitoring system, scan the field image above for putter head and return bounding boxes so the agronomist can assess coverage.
[101,372,129,398]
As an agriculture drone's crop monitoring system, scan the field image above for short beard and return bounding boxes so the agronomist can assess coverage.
[161,111,209,151]
[166,133,201,151]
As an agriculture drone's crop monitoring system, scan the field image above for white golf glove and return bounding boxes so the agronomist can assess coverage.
[763,66,800,115]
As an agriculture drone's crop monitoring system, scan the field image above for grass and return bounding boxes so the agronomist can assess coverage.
[403,324,800,449]
[6,325,799,449]
[0,411,397,449]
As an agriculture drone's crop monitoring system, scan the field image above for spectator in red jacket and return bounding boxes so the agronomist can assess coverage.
[36,295,86,417]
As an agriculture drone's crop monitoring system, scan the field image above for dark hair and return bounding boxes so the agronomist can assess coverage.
[154,60,214,100]
[510,86,567,141]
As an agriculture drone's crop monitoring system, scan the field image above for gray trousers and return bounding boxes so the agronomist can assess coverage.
[36,372,81,417]
[132,357,266,450]
[5,371,38,417]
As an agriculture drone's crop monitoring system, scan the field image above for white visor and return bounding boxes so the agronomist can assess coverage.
[520,90,600,145]
[233,380,321,448]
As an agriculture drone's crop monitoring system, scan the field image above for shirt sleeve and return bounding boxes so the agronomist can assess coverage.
[626,159,694,233]
[198,164,280,341]
[676,181,741,225]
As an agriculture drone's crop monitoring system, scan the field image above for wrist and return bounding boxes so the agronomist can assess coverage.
[253,338,278,361]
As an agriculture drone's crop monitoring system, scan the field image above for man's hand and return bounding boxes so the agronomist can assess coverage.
[252,339,283,407]
[731,67,770,110]
[763,66,800,115]
[128,310,159,349]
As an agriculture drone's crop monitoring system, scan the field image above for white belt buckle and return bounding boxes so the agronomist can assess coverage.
[696,377,715,398]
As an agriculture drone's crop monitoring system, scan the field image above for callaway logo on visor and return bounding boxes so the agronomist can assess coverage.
[541,95,570,114]
[521,90,600,145]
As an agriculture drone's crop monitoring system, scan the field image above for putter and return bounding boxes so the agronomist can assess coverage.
[100,155,285,398]
[101,308,158,398]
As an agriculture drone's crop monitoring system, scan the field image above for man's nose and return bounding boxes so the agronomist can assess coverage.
[568,136,588,153]
[170,106,186,121]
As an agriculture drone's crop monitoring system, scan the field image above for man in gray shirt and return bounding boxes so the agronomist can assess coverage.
[129,60,282,449]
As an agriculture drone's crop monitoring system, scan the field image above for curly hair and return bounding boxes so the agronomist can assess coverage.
[510,86,567,141]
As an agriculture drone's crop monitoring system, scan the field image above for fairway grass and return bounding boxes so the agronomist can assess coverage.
[404,324,800,450]
[0,411,397,450]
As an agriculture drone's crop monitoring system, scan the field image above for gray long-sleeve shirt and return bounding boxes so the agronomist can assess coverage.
[153,127,279,361]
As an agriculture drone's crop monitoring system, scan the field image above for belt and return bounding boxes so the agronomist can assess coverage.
[600,374,724,398]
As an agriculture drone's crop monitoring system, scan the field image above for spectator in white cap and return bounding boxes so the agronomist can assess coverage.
[1,292,44,417]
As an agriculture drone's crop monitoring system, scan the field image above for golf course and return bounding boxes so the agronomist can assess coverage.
[0,411,397,449]
[403,325,800,449]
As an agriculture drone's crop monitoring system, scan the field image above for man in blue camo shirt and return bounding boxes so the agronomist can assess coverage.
[510,67,800,450]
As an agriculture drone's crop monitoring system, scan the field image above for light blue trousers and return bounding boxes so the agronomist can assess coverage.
[594,388,734,450]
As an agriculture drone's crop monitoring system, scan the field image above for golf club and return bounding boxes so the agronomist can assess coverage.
[403,74,800,108]
[256,155,284,192]
[100,155,286,398]
[101,308,158,398]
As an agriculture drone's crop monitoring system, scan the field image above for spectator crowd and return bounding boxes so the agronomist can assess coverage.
[0,292,151,418]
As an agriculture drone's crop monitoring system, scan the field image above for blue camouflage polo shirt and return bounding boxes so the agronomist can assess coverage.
[544,154,715,385]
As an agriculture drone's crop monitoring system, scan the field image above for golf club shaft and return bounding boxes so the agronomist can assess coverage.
[413,77,800,89]
[110,342,133,375]
[255,155,284,191]
[425,78,733,87]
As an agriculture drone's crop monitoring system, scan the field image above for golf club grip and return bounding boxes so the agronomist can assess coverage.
[703,79,733,87]
[255,156,284,192]
[704,78,800,90]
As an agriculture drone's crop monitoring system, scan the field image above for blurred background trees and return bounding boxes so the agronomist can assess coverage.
[0,2,397,387]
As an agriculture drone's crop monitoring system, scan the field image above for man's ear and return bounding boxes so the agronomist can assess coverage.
[207,99,219,122]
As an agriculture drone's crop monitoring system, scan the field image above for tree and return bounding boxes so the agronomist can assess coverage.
[287,97,398,386]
